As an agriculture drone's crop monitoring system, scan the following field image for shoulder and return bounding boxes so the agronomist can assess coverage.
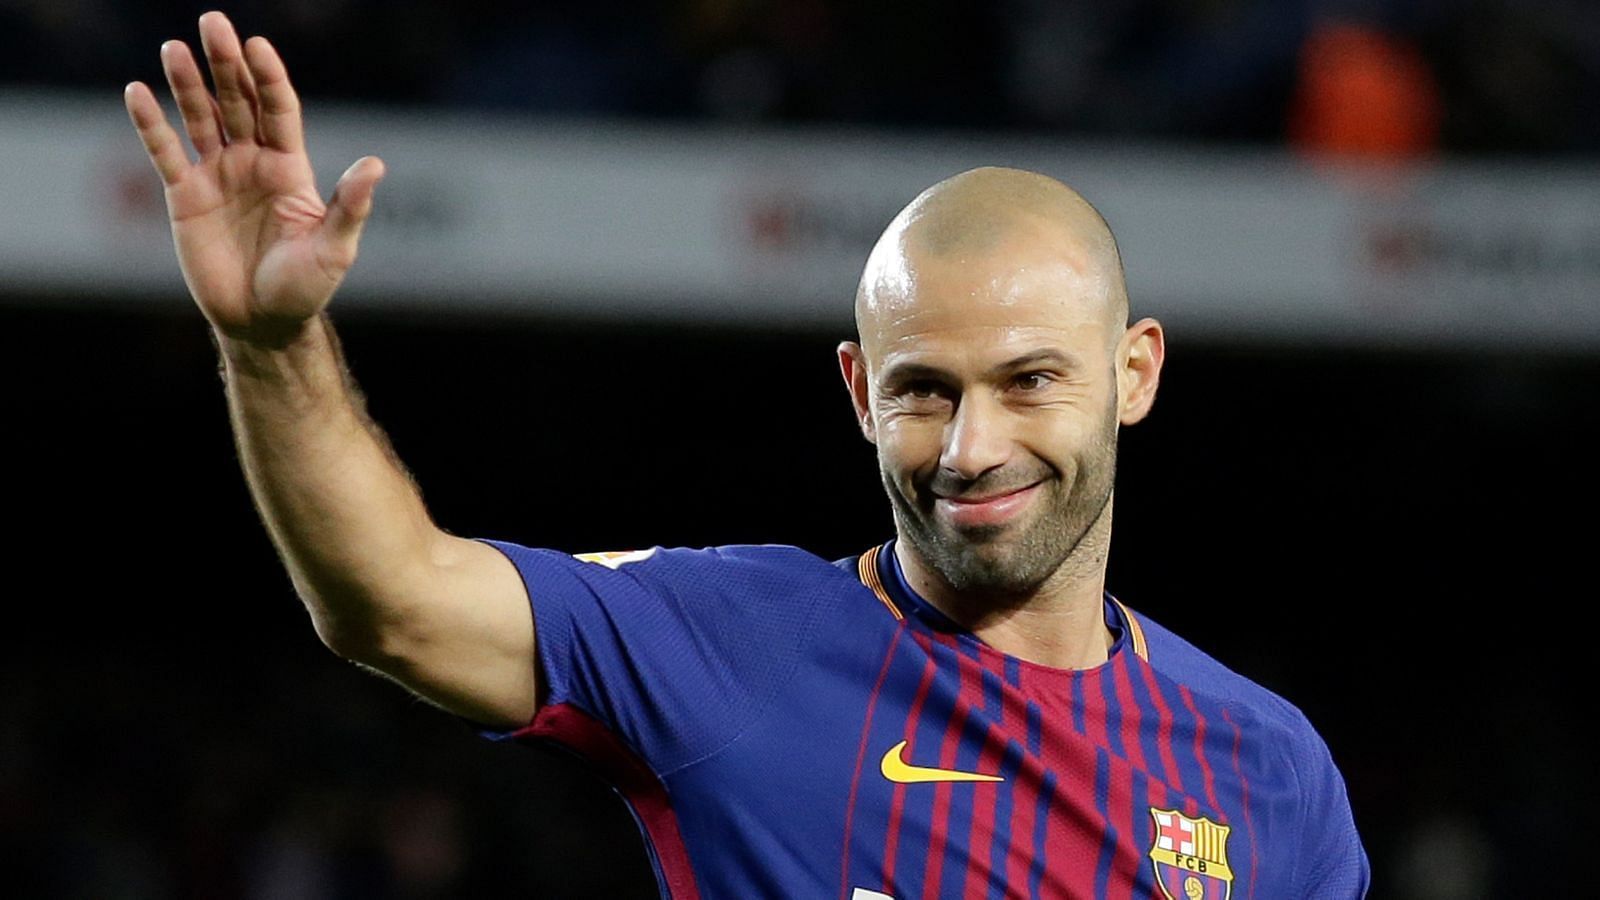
[1124,604,1369,892]
[578,542,862,592]
[482,539,857,587]
[516,540,868,621]
[1129,606,1331,756]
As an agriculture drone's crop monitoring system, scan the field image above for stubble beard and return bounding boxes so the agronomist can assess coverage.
[883,402,1120,600]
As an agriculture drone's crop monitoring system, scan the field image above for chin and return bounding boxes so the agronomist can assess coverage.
[931,536,1054,596]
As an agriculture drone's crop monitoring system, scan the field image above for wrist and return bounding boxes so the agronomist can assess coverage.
[216,315,329,381]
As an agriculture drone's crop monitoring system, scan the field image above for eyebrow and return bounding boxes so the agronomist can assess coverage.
[992,348,1081,375]
[879,348,1082,387]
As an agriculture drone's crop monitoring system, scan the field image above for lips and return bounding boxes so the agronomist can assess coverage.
[934,482,1042,529]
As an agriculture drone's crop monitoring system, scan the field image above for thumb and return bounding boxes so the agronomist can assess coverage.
[322,155,386,256]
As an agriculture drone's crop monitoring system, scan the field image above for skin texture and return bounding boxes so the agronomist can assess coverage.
[839,167,1165,670]
[126,15,1160,730]
[123,13,387,344]
[126,12,538,729]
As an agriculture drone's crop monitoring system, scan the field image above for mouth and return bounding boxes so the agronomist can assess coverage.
[933,482,1042,529]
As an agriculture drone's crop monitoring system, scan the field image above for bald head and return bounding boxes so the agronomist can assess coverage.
[854,167,1128,360]
[836,168,1166,616]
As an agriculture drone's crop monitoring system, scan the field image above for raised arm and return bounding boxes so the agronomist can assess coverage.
[125,11,537,729]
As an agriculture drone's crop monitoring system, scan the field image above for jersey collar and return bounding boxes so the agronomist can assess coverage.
[862,538,1148,664]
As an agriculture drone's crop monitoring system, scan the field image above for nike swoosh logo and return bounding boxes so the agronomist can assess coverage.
[879,740,1004,784]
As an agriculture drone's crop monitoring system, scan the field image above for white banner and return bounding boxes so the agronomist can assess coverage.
[2,89,1597,348]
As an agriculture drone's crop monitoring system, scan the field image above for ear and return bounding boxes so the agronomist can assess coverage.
[837,341,877,443]
[1116,317,1165,426]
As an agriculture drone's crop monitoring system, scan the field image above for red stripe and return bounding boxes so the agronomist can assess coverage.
[1081,668,1109,750]
[919,634,964,899]
[1036,671,1110,900]
[1143,780,1167,900]
[883,635,939,894]
[524,704,701,900]
[1222,707,1259,900]
[1001,673,1038,892]
[958,652,1009,899]
[1072,664,1115,896]
[1112,652,1148,773]
[1136,658,1184,795]
[838,623,907,899]
[1104,660,1138,900]
[1178,686,1221,814]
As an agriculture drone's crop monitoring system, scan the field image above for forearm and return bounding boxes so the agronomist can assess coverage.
[218,312,446,655]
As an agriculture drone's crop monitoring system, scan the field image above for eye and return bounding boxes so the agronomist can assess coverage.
[1012,372,1052,392]
[893,378,953,413]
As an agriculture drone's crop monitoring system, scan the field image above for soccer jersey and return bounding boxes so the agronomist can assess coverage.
[472,538,1369,899]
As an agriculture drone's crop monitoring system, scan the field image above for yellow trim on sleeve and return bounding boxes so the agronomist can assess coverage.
[1110,596,1149,661]
[856,545,904,620]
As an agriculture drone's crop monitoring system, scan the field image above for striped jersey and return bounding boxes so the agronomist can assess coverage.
[471,538,1369,899]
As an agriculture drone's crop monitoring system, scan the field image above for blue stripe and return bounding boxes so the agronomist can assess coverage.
[894,647,950,894]
[1101,664,1126,760]
[1173,683,1217,820]
[984,740,1023,900]
[1028,770,1056,900]
[1130,766,1152,894]
[982,668,1003,720]
[1071,673,1086,735]
[1025,701,1042,756]
[1092,748,1116,900]
[1004,655,1021,688]
[938,705,991,900]
[1127,660,1169,785]
[1216,705,1255,899]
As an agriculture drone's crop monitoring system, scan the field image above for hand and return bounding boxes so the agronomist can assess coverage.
[125,10,385,345]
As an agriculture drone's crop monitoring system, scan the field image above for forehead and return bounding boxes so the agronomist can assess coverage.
[864,231,1115,371]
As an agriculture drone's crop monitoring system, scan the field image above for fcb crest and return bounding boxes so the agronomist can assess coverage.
[1148,808,1233,900]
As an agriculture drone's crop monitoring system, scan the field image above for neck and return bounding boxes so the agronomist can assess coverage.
[895,501,1115,670]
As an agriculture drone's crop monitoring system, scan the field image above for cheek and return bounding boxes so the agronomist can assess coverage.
[877,417,945,479]
[1030,408,1110,472]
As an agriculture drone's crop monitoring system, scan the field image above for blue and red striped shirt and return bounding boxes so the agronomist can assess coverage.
[473,538,1369,899]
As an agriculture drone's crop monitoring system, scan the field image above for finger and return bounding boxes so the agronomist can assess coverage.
[321,157,387,264]
[124,81,190,185]
[242,36,304,155]
[209,93,227,139]
[160,40,223,157]
[198,10,259,144]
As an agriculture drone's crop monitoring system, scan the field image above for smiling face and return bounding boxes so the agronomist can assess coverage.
[840,168,1162,602]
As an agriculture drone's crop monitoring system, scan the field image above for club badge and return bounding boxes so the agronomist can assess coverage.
[1148,808,1234,900]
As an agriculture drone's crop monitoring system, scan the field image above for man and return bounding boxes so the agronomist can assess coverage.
[126,11,1369,898]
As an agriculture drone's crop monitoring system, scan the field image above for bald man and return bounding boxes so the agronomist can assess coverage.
[128,13,1368,899]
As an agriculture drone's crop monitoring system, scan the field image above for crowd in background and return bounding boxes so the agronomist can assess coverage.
[3,0,1598,155]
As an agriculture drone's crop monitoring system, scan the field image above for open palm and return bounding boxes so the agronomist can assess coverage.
[125,11,384,343]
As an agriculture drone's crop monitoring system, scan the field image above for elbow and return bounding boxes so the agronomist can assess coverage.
[302,590,403,667]
[310,610,378,663]
[293,559,446,669]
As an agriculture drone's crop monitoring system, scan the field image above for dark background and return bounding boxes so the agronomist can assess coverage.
[4,0,1599,897]
[3,303,1594,897]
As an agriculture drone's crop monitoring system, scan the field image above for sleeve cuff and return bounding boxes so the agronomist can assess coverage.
[457,538,593,740]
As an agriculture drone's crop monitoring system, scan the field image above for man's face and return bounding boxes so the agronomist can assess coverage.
[852,231,1124,597]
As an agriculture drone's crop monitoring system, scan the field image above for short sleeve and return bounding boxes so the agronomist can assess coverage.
[1291,722,1371,898]
[468,539,837,776]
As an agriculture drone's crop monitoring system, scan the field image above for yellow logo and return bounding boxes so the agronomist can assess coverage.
[879,740,1003,784]
[573,548,657,569]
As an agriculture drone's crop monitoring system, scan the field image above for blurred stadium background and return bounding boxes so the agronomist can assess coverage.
[2,1,1597,897]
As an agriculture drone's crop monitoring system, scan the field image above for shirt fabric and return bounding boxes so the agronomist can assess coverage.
[470,538,1370,900]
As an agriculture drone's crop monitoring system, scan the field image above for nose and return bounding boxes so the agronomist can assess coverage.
[939,393,1012,481]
